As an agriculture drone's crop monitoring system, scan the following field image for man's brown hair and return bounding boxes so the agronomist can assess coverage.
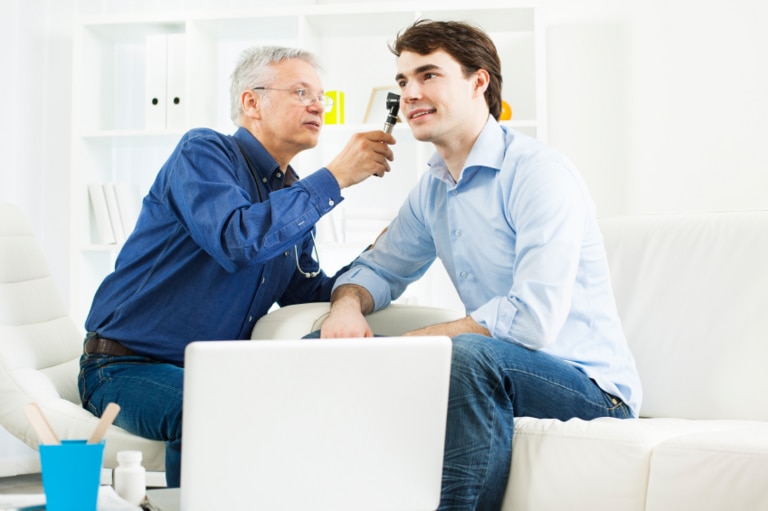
[389,19,503,120]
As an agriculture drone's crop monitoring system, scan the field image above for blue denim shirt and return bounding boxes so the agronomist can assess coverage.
[85,127,344,365]
[334,117,642,415]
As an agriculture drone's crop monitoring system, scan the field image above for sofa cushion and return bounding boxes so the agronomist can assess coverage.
[502,416,765,511]
[645,422,768,511]
[599,212,768,421]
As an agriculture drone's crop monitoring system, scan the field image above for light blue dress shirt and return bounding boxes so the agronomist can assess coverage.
[334,117,642,415]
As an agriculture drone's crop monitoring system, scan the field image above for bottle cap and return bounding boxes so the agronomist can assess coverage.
[117,450,143,463]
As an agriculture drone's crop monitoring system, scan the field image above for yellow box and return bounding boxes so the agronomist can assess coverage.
[324,90,344,125]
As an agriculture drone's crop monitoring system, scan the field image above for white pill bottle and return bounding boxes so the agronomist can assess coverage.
[113,450,147,505]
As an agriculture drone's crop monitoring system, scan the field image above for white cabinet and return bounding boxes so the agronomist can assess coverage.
[69,2,545,324]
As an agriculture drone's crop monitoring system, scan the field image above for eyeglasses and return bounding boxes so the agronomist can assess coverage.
[253,87,333,109]
[294,231,320,278]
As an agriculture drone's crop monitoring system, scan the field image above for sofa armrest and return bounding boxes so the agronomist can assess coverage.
[251,303,465,340]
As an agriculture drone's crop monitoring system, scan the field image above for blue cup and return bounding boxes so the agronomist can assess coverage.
[39,440,105,511]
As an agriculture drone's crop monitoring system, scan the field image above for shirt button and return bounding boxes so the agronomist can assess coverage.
[452,190,458,196]
[248,316,253,323]
[284,251,289,256]
[261,277,266,284]
[456,230,462,237]
[276,172,282,178]
[262,177,267,183]
[328,199,335,206]
[460,271,468,279]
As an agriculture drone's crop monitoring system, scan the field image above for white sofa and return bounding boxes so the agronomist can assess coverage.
[252,211,768,511]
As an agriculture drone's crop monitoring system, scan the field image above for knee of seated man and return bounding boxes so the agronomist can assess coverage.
[450,333,505,374]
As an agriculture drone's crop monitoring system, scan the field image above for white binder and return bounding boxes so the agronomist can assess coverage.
[88,183,116,244]
[145,34,167,129]
[114,182,141,238]
[102,182,126,243]
[166,33,186,130]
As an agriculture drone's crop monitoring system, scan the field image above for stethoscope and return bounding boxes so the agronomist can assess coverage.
[235,138,319,278]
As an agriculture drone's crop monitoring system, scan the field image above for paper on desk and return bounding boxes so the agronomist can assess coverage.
[99,485,143,510]
[0,485,141,511]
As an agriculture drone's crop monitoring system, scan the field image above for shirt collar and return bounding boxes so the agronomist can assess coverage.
[233,127,298,187]
[427,115,506,186]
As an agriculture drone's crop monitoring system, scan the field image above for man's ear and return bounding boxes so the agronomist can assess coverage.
[473,69,490,97]
[241,89,262,119]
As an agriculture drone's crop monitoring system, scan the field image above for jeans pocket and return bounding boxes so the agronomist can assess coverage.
[604,392,630,418]
[78,354,113,411]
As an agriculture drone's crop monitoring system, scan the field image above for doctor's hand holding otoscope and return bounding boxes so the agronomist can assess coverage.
[325,92,401,186]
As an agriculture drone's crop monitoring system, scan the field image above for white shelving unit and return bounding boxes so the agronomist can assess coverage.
[69,2,546,325]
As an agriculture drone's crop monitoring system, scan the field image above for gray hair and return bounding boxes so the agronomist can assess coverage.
[229,46,321,126]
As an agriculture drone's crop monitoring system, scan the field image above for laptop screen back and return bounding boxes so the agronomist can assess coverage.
[181,336,452,511]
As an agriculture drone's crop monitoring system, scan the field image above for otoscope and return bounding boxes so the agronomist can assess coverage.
[383,92,401,134]
[375,92,400,177]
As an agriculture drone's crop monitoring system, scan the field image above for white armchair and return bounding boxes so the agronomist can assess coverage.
[0,202,165,474]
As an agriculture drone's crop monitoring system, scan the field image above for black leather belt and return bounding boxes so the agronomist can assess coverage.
[84,335,139,357]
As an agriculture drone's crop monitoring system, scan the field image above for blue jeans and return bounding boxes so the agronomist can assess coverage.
[78,352,183,487]
[442,334,631,511]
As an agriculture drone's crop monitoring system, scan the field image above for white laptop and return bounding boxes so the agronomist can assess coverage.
[178,336,452,511]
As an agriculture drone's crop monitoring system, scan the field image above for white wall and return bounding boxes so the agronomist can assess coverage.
[631,0,768,214]
[2,0,767,310]
[0,0,74,298]
[544,0,768,216]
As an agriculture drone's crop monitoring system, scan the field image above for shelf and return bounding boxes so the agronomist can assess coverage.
[80,18,185,42]
[304,10,416,38]
[69,2,545,321]
[82,243,122,252]
[418,6,534,32]
[81,129,186,140]
[190,15,300,41]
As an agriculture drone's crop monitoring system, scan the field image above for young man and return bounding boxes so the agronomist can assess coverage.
[321,21,642,510]
[79,46,395,487]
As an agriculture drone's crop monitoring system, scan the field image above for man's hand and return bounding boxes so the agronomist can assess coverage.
[404,316,491,338]
[326,131,396,189]
[321,307,372,338]
[321,284,375,338]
